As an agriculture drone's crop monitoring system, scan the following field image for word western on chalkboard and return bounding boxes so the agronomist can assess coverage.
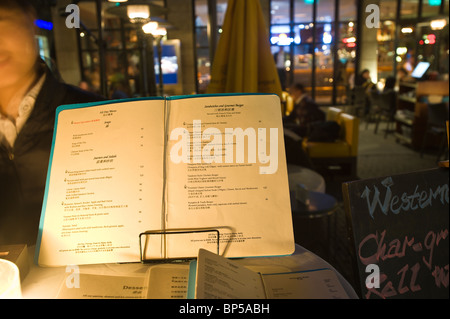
[361,176,448,219]
[343,168,449,299]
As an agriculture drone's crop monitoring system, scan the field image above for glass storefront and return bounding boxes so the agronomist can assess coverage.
[71,0,448,102]
[379,0,449,86]
[193,0,448,105]
[270,0,357,105]
[194,0,358,104]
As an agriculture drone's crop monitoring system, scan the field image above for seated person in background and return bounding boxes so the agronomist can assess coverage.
[0,0,105,245]
[283,83,325,137]
[396,67,410,86]
[283,83,325,168]
[383,76,396,92]
[354,69,376,115]
[355,69,375,90]
[381,76,398,115]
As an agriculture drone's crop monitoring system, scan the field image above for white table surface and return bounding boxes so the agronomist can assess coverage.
[20,244,358,299]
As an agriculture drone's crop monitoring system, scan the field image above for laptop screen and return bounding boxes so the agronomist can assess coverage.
[411,62,431,79]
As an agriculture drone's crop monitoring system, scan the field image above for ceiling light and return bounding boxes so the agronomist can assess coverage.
[127,5,150,23]
[430,19,447,30]
[142,21,158,34]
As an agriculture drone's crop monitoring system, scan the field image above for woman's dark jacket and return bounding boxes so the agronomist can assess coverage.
[0,66,105,245]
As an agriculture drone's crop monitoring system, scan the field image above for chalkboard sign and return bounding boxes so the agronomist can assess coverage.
[343,168,449,299]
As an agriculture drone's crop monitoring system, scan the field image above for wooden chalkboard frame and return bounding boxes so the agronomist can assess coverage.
[343,167,449,299]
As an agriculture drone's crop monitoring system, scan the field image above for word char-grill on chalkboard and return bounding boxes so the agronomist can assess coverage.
[343,168,449,299]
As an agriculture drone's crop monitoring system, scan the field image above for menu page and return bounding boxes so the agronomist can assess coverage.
[57,273,148,299]
[261,269,349,299]
[164,94,294,258]
[146,264,190,299]
[194,249,266,299]
[37,99,165,266]
[193,249,349,299]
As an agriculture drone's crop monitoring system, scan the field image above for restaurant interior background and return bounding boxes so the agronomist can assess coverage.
[33,0,449,106]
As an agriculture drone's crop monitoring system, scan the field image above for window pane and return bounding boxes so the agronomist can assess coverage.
[195,0,208,27]
[293,44,313,87]
[422,0,442,17]
[104,30,123,49]
[339,0,357,21]
[315,44,334,105]
[294,0,313,23]
[416,25,441,71]
[271,24,293,45]
[125,29,139,50]
[81,51,100,93]
[197,48,211,94]
[272,45,290,90]
[398,25,417,74]
[379,0,398,20]
[79,30,98,51]
[196,27,209,47]
[317,0,334,22]
[294,23,315,43]
[217,0,228,26]
[438,24,449,75]
[315,23,334,44]
[271,0,290,24]
[377,20,397,81]
[337,22,356,102]
[401,0,419,19]
[127,51,140,96]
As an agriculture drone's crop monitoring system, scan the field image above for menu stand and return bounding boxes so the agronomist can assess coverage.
[139,228,222,263]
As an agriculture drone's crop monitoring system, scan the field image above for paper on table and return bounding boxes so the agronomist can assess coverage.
[56,273,148,299]
[194,249,266,299]
[261,269,349,299]
[193,249,349,299]
[146,264,190,299]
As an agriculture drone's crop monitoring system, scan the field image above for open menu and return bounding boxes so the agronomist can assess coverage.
[189,249,349,299]
[35,93,295,266]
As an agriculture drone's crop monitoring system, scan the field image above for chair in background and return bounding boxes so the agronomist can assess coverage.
[420,101,449,161]
[350,86,367,117]
[326,107,343,122]
[282,91,294,116]
[372,90,397,138]
[364,91,381,129]
[302,112,360,178]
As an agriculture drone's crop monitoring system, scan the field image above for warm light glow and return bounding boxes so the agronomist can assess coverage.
[343,37,356,43]
[396,47,408,55]
[142,21,158,34]
[153,27,167,37]
[0,259,22,299]
[127,5,150,22]
[401,27,414,33]
[430,19,447,30]
[108,0,128,2]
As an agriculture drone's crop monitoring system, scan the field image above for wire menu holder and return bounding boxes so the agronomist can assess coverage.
[139,228,228,263]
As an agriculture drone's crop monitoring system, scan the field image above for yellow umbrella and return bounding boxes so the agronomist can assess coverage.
[206,0,282,99]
